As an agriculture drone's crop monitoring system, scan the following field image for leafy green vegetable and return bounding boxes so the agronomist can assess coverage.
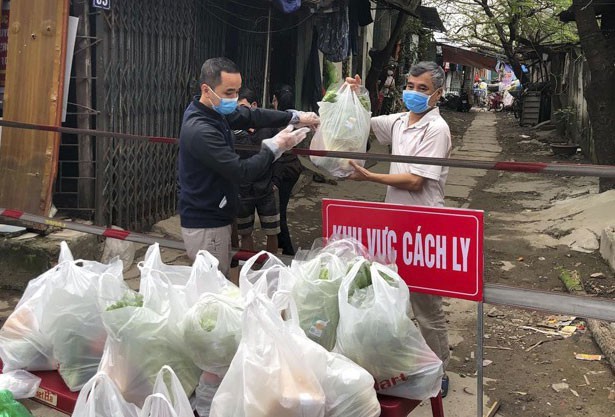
[323,90,337,103]
[106,293,143,311]
[319,268,330,281]
[199,306,218,332]
[358,95,371,111]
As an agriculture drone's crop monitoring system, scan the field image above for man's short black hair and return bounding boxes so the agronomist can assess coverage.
[199,57,240,88]
[238,87,259,106]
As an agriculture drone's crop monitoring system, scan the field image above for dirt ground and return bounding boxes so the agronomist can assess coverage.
[461,111,614,417]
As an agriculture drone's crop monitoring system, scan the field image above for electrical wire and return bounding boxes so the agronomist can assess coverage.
[206,7,314,34]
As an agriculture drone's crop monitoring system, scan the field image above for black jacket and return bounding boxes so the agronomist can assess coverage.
[178,99,292,228]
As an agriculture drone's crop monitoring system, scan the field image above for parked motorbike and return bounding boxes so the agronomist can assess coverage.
[439,91,471,112]
[488,92,504,112]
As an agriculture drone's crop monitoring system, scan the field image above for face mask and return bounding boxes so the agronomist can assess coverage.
[402,89,438,114]
[209,88,238,115]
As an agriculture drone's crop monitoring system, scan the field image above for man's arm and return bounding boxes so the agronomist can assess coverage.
[349,161,425,191]
[226,106,292,130]
[186,125,274,184]
[349,120,451,190]
[226,106,320,131]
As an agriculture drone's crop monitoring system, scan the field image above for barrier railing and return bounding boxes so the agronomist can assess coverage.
[1,119,615,178]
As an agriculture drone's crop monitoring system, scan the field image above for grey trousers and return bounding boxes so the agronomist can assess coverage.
[410,292,450,370]
[181,225,232,277]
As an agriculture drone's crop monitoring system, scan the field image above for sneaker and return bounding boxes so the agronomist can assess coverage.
[441,373,449,398]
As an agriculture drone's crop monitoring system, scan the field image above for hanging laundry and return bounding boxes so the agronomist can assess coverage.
[316,1,350,62]
[302,29,325,112]
[272,0,302,13]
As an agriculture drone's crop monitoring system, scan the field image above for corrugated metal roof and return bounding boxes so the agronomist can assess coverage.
[416,6,446,32]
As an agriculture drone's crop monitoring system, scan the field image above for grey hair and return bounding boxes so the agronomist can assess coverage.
[409,61,445,90]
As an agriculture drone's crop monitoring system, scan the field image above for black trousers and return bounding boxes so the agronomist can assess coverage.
[277,175,299,255]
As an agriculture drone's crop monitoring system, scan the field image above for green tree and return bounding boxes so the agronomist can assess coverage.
[427,0,577,81]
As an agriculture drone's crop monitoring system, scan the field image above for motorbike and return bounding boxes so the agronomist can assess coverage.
[488,92,504,112]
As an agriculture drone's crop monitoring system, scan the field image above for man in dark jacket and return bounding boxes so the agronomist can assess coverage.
[179,57,319,275]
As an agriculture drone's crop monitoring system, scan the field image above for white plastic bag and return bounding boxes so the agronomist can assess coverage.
[72,372,140,417]
[335,259,443,400]
[238,251,296,300]
[140,393,180,417]
[98,288,201,407]
[43,261,125,391]
[180,293,243,375]
[0,241,125,390]
[0,243,76,372]
[290,253,347,351]
[272,290,380,417]
[185,250,240,303]
[209,293,326,417]
[148,366,194,417]
[310,84,371,177]
[0,370,41,399]
[139,243,194,326]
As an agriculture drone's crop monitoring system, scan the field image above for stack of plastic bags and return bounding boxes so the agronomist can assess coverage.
[0,236,445,416]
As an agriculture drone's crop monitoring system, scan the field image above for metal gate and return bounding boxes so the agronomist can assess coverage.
[94,0,200,230]
[57,0,269,231]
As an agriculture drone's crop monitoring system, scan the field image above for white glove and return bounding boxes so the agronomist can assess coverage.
[262,125,310,160]
[294,111,320,129]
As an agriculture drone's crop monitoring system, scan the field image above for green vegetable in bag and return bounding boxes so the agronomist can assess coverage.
[106,292,144,311]
[0,390,34,417]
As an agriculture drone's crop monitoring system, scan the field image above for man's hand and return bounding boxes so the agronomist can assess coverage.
[294,111,320,129]
[344,74,362,93]
[348,160,372,181]
[262,125,310,159]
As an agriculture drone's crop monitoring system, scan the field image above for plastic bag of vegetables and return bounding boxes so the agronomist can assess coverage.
[180,293,243,375]
[209,292,326,417]
[0,241,126,392]
[98,289,201,408]
[334,259,443,401]
[290,253,347,351]
[309,83,371,178]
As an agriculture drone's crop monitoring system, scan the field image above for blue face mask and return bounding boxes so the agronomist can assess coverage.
[402,89,438,114]
[209,88,238,115]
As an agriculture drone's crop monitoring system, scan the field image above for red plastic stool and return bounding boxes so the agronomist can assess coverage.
[378,393,444,417]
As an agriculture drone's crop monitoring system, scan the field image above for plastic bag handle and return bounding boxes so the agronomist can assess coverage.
[194,250,219,270]
[140,393,179,417]
[240,250,285,274]
[73,373,113,416]
[370,262,410,303]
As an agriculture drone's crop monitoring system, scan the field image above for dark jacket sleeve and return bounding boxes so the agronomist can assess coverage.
[226,106,293,130]
[186,124,275,184]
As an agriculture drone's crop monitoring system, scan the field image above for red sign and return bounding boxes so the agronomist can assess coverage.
[322,199,484,301]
